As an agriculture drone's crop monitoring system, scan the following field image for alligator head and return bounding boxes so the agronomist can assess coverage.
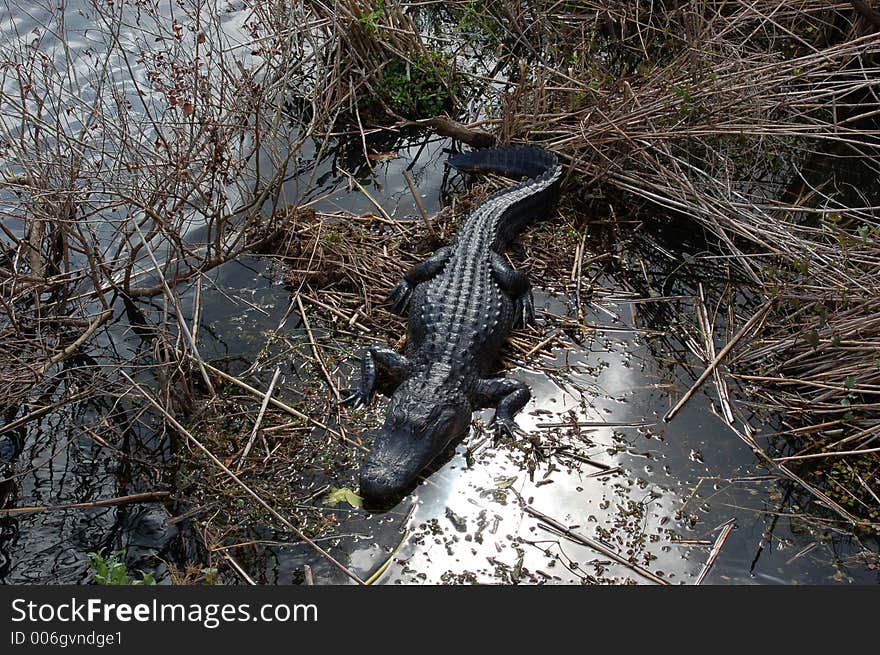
[359,371,471,504]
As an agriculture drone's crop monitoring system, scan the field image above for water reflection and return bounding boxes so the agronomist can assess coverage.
[290,283,877,585]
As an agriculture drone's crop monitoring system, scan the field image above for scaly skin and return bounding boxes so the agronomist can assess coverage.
[353,146,562,503]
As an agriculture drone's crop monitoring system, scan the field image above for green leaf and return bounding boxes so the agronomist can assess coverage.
[844,375,856,389]
[132,572,156,586]
[324,487,363,509]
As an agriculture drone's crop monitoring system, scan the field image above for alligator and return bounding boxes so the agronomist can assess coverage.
[352,145,563,503]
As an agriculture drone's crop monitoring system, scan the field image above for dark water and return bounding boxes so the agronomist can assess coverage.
[0,2,877,585]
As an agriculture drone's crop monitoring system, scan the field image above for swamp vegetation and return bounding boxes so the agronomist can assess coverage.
[0,1,879,583]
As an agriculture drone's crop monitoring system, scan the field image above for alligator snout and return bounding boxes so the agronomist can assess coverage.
[358,395,472,505]
[358,438,428,504]
[358,459,408,504]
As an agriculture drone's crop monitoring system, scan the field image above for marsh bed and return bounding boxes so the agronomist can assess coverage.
[1,1,878,585]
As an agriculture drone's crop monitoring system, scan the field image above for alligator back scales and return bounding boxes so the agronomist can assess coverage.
[353,145,562,503]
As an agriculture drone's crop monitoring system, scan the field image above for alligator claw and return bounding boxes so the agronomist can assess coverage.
[517,291,536,329]
[492,416,527,440]
[387,280,412,315]
[343,388,372,409]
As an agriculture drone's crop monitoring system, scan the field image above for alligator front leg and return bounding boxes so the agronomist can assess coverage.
[490,252,535,328]
[387,246,452,315]
[475,377,532,438]
[349,347,412,408]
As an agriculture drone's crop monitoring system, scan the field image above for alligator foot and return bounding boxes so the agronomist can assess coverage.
[490,252,535,328]
[387,280,413,315]
[491,415,528,439]
[387,246,452,316]
[518,290,536,329]
[475,376,531,439]
[347,347,412,408]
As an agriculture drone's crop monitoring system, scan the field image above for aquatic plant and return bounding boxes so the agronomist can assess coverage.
[380,50,458,118]
[86,549,156,586]
[307,0,460,121]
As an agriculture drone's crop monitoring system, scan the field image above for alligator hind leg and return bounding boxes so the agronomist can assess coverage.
[348,347,411,408]
[387,246,452,315]
[490,252,535,328]
[475,377,532,438]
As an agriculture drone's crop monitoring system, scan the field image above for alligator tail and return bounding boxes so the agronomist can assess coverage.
[447,145,563,248]
[447,145,560,182]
